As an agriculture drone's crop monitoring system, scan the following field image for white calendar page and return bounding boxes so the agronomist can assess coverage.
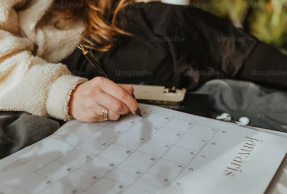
[0,104,287,194]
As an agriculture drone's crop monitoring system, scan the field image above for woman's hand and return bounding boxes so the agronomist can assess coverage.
[68,77,141,123]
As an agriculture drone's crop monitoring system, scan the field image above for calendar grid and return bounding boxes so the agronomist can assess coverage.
[129,113,219,191]
[69,111,151,193]
[1,108,223,194]
[9,122,112,194]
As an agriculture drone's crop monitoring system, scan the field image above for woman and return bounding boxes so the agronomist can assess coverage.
[1,0,286,123]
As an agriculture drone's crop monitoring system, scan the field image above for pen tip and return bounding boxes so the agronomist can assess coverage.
[135,108,142,117]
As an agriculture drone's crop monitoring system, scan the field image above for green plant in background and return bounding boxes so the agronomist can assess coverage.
[193,0,249,27]
[249,0,287,49]
[193,0,287,50]
[226,0,249,27]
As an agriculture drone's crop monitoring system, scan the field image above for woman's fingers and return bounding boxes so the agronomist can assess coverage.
[69,77,141,123]
[107,110,121,121]
[93,91,130,115]
[83,103,121,122]
[120,85,134,95]
[89,101,122,120]
[84,110,105,123]
[95,78,140,116]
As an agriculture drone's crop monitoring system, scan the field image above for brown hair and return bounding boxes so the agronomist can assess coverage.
[53,0,134,51]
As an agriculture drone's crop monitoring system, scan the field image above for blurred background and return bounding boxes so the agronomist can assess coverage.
[191,0,287,52]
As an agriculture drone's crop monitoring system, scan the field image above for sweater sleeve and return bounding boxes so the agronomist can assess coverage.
[0,0,87,121]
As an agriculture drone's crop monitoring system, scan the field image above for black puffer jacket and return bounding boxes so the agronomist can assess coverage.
[62,2,287,90]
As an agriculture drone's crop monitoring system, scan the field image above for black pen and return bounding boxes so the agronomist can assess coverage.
[78,44,110,79]
[78,44,137,99]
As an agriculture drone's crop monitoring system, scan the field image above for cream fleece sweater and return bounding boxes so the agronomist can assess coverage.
[0,0,166,121]
[0,0,88,121]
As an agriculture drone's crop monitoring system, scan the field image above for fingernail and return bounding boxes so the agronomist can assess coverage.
[132,94,136,99]
[135,108,142,117]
